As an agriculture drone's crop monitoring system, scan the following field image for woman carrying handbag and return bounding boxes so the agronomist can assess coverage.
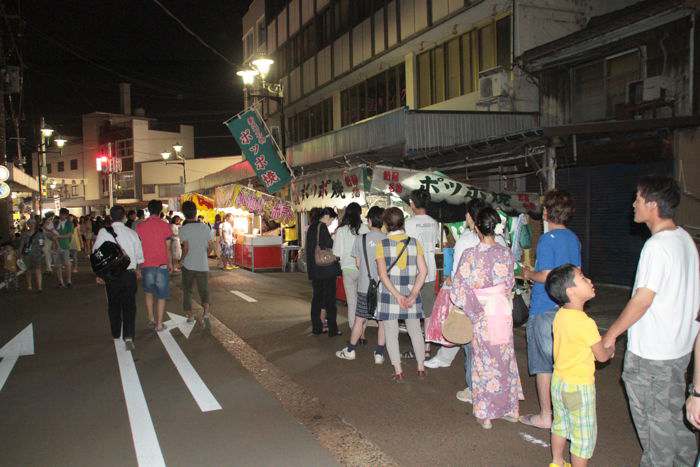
[305,207,342,337]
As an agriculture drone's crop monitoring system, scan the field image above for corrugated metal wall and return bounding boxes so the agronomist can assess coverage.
[557,160,673,286]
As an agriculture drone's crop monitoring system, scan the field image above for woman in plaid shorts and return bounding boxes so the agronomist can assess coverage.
[375,207,428,381]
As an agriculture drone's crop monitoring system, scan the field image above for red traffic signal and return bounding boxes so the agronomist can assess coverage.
[96,155,109,172]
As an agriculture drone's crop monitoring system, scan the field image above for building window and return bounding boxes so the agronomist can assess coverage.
[71,185,78,197]
[341,62,405,126]
[290,97,335,144]
[244,31,254,59]
[257,18,266,47]
[431,44,446,104]
[46,163,52,174]
[496,16,512,67]
[116,139,133,158]
[461,32,474,94]
[121,157,134,172]
[446,37,461,99]
[478,23,496,73]
[142,184,156,195]
[418,51,431,108]
[606,51,641,117]
[70,159,78,170]
[58,161,64,172]
[572,61,605,122]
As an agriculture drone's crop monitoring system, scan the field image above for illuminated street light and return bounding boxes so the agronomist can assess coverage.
[236,69,258,86]
[173,143,183,154]
[252,57,274,79]
[54,137,67,148]
[49,180,56,190]
[41,127,54,138]
[161,151,172,160]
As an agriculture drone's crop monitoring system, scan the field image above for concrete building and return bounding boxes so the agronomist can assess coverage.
[33,84,240,214]
[242,0,638,185]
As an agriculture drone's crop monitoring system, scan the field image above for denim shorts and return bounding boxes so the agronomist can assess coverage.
[526,309,557,374]
[142,266,170,299]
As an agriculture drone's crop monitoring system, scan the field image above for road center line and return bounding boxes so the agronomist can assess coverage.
[230,290,257,302]
[114,340,166,467]
[157,329,222,412]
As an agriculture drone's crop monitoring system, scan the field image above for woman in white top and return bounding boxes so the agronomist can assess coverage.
[333,202,369,336]
[170,216,182,272]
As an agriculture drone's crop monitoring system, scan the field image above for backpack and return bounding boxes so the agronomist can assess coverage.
[90,227,130,280]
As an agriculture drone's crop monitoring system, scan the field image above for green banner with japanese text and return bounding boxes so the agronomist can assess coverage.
[224,109,291,194]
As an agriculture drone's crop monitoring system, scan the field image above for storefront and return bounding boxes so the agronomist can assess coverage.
[214,184,294,271]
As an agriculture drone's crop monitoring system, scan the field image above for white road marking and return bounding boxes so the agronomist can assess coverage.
[164,312,195,339]
[0,324,34,391]
[114,340,166,467]
[157,328,222,412]
[230,290,257,302]
[519,432,550,448]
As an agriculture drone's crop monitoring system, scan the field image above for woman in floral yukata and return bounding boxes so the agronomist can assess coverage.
[450,207,523,429]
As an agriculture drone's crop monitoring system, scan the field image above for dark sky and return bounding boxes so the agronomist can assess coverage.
[3,0,252,160]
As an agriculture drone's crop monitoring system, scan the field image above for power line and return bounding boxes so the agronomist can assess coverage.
[150,0,236,67]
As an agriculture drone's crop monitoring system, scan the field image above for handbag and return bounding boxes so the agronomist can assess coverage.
[90,227,130,280]
[442,305,473,344]
[314,223,336,266]
[364,236,410,315]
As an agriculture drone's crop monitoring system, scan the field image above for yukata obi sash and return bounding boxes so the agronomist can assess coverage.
[473,283,513,346]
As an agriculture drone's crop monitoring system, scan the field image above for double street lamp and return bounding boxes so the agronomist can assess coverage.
[161,142,187,192]
[236,56,286,158]
[37,121,67,215]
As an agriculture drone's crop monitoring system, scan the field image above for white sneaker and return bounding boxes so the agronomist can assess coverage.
[336,348,356,360]
[456,387,472,403]
[125,339,135,352]
[374,353,385,365]
[424,357,450,369]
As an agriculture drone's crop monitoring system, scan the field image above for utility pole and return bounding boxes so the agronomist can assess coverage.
[107,142,114,208]
[0,33,12,241]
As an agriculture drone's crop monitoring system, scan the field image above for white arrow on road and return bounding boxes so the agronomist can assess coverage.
[0,324,34,391]
[158,312,222,412]
[230,290,257,302]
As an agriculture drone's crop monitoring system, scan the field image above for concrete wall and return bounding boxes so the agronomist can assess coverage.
[675,127,700,243]
[140,156,242,191]
[131,120,194,163]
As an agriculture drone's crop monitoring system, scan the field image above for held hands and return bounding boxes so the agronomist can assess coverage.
[686,394,700,429]
[95,277,105,285]
[602,333,616,359]
[521,267,533,281]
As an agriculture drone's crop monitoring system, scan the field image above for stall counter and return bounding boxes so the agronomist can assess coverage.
[235,234,283,271]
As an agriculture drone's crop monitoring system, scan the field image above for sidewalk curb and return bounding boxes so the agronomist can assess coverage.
[207,313,398,467]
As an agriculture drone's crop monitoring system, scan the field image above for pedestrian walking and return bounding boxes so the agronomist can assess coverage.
[93,205,144,351]
[42,213,56,273]
[602,176,699,466]
[332,202,369,334]
[53,208,75,288]
[179,201,212,330]
[170,215,182,272]
[405,188,440,359]
[306,207,341,337]
[136,199,173,332]
[69,215,82,273]
[131,209,145,230]
[375,207,428,381]
[125,210,137,229]
[520,190,581,430]
[336,206,387,363]
[546,264,613,467]
[19,219,44,292]
[219,213,235,270]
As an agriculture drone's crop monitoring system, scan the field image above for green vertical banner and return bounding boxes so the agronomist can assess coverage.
[225,109,292,194]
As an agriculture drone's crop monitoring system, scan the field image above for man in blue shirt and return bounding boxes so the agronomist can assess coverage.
[520,190,581,430]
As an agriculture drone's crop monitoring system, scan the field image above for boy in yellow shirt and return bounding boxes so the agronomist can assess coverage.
[545,264,614,467]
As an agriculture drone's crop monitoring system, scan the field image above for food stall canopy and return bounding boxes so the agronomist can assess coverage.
[371,165,540,221]
[180,193,216,223]
[215,184,294,224]
[291,166,371,211]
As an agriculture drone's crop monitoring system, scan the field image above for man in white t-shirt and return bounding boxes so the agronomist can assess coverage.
[602,176,699,467]
[405,189,440,358]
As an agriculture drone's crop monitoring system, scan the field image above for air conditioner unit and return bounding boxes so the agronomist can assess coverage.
[642,76,674,101]
[478,67,509,99]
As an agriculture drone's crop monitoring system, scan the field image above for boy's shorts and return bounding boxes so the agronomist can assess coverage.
[53,249,71,265]
[551,374,597,459]
[141,266,170,299]
[526,309,556,374]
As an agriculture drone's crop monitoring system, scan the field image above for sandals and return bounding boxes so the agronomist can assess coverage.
[519,414,552,430]
[392,372,405,382]
[417,369,427,379]
[477,418,493,430]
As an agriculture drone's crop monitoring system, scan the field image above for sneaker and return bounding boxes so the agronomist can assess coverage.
[186,314,195,324]
[66,283,72,289]
[374,353,385,365]
[456,387,472,403]
[203,313,211,331]
[125,339,135,351]
[336,348,356,360]
[424,357,450,369]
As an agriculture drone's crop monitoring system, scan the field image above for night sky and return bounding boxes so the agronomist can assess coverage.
[3,0,251,163]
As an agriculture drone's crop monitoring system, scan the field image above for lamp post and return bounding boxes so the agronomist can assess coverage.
[237,56,286,169]
[37,119,62,215]
[161,143,187,194]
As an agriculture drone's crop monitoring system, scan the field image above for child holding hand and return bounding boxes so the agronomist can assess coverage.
[545,264,613,467]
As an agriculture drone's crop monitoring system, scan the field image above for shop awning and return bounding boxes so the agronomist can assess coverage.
[214,184,294,224]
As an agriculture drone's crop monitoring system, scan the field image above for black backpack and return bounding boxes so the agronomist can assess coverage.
[90,227,130,280]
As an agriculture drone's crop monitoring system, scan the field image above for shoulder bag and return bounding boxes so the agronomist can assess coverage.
[91,227,130,280]
[314,223,336,266]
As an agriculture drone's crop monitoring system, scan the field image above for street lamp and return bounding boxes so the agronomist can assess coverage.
[160,151,172,160]
[173,143,183,155]
[54,137,67,148]
[251,57,274,79]
[161,144,186,192]
[236,69,258,86]
[41,127,54,139]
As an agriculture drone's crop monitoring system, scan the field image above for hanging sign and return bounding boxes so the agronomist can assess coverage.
[224,109,292,194]
[291,166,370,211]
[215,184,294,224]
[371,165,540,213]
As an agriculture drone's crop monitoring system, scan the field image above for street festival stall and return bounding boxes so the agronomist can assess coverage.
[180,193,217,224]
[215,183,294,271]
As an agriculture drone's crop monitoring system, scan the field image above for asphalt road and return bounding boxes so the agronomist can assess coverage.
[1,261,686,466]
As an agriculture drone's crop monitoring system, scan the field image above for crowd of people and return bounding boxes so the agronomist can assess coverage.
[308,176,698,467]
